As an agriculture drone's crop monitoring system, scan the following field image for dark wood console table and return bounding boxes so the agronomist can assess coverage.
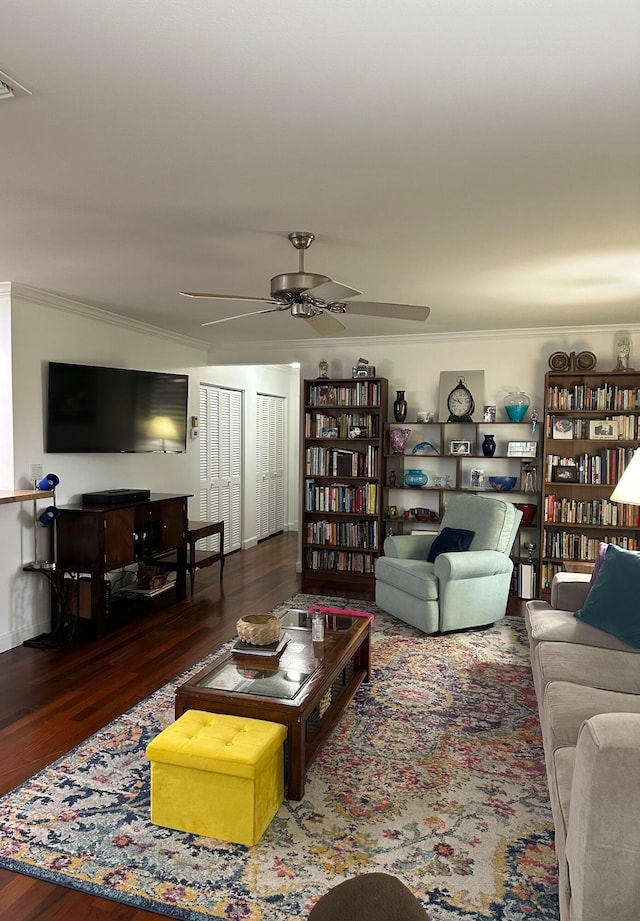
[55,493,192,637]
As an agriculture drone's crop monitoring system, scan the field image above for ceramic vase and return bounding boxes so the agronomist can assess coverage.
[393,390,408,423]
[504,391,531,422]
[390,428,411,454]
[404,469,428,487]
[481,434,496,456]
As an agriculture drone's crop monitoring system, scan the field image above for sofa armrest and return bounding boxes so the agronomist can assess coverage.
[565,713,640,921]
[434,549,512,581]
[550,572,591,611]
[382,534,436,560]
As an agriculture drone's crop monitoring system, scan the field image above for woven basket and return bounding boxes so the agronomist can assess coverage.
[236,614,280,646]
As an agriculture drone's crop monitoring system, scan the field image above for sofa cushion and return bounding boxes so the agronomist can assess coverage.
[585,541,608,596]
[574,544,640,647]
[535,641,640,696]
[426,527,475,562]
[542,681,640,754]
[526,606,640,653]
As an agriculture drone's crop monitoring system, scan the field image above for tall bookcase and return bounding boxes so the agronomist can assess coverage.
[540,370,640,596]
[301,377,388,596]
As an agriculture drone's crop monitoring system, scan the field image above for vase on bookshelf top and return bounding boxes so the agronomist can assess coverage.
[504,391,531,422]
[481,434,496,456]
[393,390,408,422]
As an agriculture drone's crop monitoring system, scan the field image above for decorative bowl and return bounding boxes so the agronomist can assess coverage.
[236,614,280,646]
[514,502,536,526]
[488,476,518,492]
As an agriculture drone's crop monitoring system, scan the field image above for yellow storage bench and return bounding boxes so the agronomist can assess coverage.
[145,710,287,846]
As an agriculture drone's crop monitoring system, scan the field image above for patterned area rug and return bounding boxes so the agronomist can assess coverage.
[0,595,559,920]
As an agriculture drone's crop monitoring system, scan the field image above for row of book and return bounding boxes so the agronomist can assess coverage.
[547,414,639,440]
[546,383,640,412]
[544,495,640,527]
[306,382,382,407]
[305,444,379,478]
[305,519,379,549]
[543,531,639,560]
[304,479,378,514]
[540,561,566,591]
[303,549,376,573]
[305,412,379,439]
[545,447,636,484]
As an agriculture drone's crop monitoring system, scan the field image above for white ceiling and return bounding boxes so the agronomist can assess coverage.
[2,0,639,351]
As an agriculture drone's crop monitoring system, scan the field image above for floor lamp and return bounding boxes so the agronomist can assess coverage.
[610,448,640,508]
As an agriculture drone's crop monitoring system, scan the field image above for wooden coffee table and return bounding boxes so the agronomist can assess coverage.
[175,608,371,800]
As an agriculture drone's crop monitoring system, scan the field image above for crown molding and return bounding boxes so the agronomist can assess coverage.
[8,283,209,352]
[208,321,640,364]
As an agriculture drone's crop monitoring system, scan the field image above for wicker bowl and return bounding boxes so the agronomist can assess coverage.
[236,614,280,646]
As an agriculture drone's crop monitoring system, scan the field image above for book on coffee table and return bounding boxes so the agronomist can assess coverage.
[231,634,289,659]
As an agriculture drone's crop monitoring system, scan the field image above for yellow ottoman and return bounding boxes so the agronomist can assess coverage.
[145,710,287,846]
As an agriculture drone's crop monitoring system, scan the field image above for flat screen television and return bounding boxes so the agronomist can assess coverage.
[46,362,189,453]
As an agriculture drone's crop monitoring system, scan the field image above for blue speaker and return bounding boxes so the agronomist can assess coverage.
[38,506,61,526]
[37,473,60,491]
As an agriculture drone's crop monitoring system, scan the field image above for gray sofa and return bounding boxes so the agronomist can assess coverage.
[525,573,640,921]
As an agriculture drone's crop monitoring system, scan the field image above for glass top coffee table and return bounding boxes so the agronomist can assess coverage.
[175,608,372,800]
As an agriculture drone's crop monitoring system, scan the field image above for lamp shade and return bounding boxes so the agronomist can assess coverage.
[38,505,61,526]
[610,448,640,505]
[37,473,60,491]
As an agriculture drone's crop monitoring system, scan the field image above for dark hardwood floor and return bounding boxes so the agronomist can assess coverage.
[0,532,302,921]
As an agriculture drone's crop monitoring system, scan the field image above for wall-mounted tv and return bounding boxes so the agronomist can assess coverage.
[46,362,189,453]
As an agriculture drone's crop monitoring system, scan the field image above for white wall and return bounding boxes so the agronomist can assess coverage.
[1,286,300,651]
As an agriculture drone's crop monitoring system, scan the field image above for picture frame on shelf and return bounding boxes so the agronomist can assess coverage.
[470,469,484,488]
[589,420,618,440]
[348,425,367,438]
[387,505,398,519]
[449,439,471,456]
[551,417,574,439]
[507,441,537,457]
[551,465,579,483]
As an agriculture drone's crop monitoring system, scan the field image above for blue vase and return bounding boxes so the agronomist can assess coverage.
[404,469,428,487]
[481,434,496,457]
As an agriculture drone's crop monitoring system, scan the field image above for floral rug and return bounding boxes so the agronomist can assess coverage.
[0,595,559,920]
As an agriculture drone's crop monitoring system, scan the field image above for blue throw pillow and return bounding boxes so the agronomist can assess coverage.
[427,527,475,563]
[574,543,640,647]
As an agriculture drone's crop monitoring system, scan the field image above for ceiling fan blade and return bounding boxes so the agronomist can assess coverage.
[304,280,362,303]
[345,301,430,321]
[181,291,276,305]
[304,312,347,336]
[201,307,281,327]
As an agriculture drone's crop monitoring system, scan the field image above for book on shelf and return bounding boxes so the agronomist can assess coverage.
[517,562,536,600]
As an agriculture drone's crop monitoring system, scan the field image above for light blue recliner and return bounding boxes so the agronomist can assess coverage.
[375,494,522,634]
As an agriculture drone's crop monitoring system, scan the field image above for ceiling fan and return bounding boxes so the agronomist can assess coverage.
[180,231,431,336]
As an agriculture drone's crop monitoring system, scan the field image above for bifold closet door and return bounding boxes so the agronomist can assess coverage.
[256,393,285,541]
[199,384,242,554]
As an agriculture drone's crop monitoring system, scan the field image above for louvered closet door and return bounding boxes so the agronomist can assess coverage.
[199,384,242,553]
[256,393,285,540]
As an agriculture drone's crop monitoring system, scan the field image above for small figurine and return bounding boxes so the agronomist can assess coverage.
[530,408,539,433]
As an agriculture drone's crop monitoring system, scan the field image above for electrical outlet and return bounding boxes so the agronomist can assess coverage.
[30,463,43,484]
